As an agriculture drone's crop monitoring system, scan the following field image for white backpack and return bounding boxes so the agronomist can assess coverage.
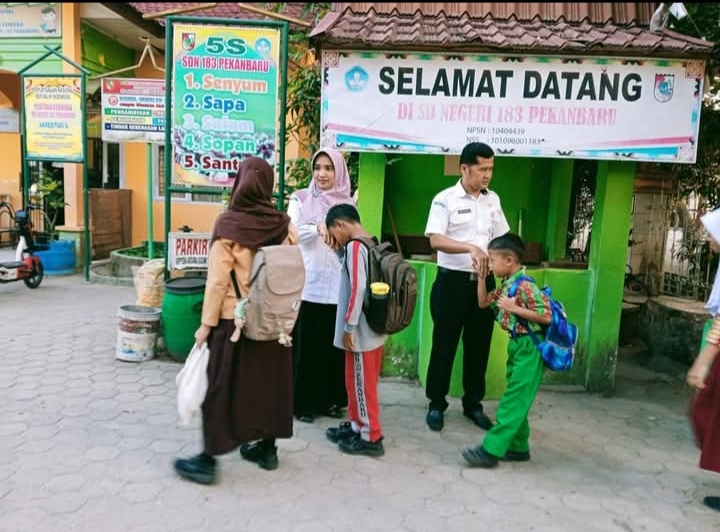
[231,245,305,343]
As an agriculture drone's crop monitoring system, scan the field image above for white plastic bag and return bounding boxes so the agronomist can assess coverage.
[176,342,209,426]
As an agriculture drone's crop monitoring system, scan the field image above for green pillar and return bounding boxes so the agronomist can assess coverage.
[544,159,574,261]
[584,160,635,394]
[357,152,386,237]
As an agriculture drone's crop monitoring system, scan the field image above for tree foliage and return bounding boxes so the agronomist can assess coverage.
[660,4,720,297]
[669,4,720,209]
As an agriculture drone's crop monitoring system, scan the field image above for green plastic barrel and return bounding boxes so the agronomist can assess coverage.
[162,277,206,362]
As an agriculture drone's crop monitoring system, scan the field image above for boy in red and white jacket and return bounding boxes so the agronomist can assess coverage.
[323,203,386,457]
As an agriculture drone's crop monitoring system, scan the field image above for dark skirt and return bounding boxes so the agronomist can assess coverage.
[691,356,720,473]
[202,319,293,456]
[292,301,347,416]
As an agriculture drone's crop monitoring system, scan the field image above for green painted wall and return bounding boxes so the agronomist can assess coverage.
[383,154,552,248]
[356,152,386,237]
[359,152,635,395]
[545,160,574,261]
[80,23,135,78]
[0,36,62,74]
[406,262,593,399]
[582,161,636,393]
[0,23,135,77]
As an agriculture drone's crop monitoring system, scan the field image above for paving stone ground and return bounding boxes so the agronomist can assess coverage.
[1,270,719,532]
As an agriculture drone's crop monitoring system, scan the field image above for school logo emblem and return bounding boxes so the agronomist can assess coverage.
[344,66,369,92]
[654,74,674,103]
[181,33,196,52]
[255,37,272,54]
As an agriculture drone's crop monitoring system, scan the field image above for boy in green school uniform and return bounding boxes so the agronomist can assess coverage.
[461,233,552,468]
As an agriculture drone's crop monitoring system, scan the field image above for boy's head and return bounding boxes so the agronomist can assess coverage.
[487,233,525,277]
[325,203,361,247]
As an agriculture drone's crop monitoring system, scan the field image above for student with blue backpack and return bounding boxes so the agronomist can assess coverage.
[461,232,577,468]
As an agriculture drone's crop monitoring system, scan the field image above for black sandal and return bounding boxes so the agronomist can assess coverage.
[296,412,314,423]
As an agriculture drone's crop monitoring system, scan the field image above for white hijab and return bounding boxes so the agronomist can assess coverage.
[701,208,720,316]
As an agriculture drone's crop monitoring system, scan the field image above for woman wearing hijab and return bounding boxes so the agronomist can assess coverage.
[174,157,297,485]
[287,148,355,423]
[688,207,720,512]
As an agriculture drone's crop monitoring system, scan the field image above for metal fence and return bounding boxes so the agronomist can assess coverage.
[659,192,716,301]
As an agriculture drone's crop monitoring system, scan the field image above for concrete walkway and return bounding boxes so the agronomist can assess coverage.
[1,274,718,532]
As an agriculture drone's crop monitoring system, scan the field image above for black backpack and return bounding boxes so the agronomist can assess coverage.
[348,236,418,335]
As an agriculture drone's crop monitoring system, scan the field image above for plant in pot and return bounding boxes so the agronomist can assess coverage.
[30,169,77,275]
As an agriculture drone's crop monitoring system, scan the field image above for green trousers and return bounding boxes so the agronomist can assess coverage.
[482,334,545,457]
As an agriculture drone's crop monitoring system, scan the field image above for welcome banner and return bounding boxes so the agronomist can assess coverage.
[320,51,705,163]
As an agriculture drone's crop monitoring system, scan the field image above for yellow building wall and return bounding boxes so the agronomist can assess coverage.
[0,71,21,213]
[0,132,21,209]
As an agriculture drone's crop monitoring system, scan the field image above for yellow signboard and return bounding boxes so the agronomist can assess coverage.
[23,76,84,162]
[0,3,61,38]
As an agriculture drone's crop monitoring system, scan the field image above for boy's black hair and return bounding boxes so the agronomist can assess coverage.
[488,233,525,262]
[326,202,361,227]
[460,142,495,166]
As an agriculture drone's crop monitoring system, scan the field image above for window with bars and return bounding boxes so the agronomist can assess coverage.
[153,145,222,203]
[27,160,51,183]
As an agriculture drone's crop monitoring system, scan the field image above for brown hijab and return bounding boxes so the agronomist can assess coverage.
[211,157,290,249]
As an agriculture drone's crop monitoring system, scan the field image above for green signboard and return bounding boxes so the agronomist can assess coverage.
[170,23,281,188]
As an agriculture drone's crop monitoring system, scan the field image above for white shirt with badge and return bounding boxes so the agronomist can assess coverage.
[424,180,511,273]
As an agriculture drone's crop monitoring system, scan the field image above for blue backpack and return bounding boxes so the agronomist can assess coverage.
[507,275,579,372]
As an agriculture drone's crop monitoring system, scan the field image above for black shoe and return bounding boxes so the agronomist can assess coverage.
[500,450,531,462]
[326,421,357,443]
[426,409,444,431]
[240,441,279,471]
[173,453,216,485]
[461,446,499,468]
[704,496,720,512]
[464,408,494,431]
[338,435,385,457]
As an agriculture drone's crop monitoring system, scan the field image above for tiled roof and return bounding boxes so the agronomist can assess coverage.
[329,3,656,25]
[310,9,714,57]
[127,3,319,28]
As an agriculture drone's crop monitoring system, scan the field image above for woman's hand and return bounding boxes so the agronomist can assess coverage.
[317,223,338,249]
[195,324,211,347]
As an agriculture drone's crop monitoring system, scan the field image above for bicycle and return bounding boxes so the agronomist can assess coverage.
[624,264,651,297]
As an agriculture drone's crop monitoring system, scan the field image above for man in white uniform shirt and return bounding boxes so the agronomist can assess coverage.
[424,142,510,432]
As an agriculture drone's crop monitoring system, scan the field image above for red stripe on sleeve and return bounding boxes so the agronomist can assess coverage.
[345,241,362,322]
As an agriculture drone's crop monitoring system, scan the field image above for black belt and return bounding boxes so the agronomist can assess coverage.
[437,267,478,281]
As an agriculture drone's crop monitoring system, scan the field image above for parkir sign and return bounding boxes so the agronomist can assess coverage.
[167,232,212,270]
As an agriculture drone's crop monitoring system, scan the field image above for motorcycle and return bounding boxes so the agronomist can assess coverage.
[0,204,44,289]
